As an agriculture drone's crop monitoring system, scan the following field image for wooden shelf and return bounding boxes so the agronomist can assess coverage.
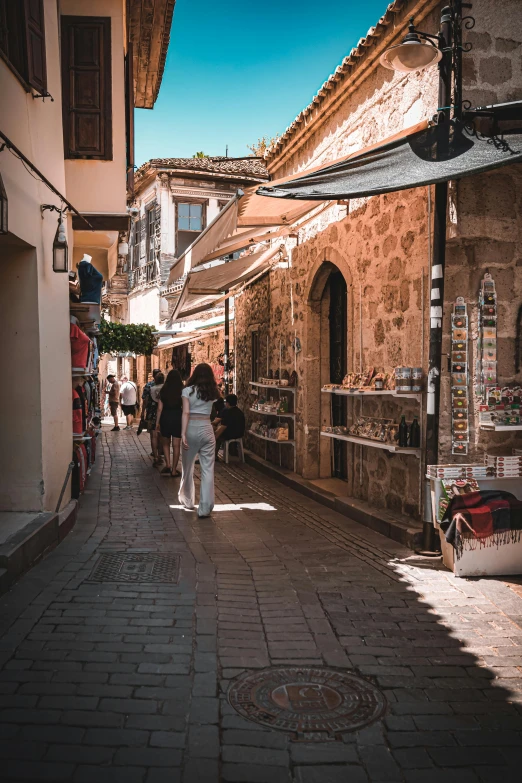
[321,388,422,400]
[321,431,421,458]
[250,382,296,393]
[250,407,295,419]
[479,424,522,431]
[248,430,295,445]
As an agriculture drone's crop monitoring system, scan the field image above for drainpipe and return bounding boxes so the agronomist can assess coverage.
[423,5,453,552]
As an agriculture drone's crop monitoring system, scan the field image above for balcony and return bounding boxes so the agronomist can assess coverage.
[129,260,161,291]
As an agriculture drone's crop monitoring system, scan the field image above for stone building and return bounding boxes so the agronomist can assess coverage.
[229,0,522,538]
[124,157,267,387]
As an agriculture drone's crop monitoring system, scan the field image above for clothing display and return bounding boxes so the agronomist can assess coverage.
[70,323,91,371]
[78,259,104,304]
[182,386,217,415]
[73,389,83,435]
[441,490,522,559]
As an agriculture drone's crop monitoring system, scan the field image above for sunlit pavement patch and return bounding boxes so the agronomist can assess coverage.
[228,666,386,741]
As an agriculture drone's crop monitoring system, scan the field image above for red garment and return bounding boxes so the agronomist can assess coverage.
[70,323,91,370]
[72,389,83,435]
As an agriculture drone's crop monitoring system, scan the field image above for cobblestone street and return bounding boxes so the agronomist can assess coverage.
[1,429,522,783]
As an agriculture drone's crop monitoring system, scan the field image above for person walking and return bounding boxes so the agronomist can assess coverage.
[107,374,121,431]
[213,393,245,457]
[179,363,219,518]
[141,369,161,460]
[120,376,138,429]
[156,369,183,477]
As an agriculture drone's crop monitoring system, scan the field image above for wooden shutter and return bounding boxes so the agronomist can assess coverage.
[125,42,135,192]
[24,0,46,92]
[61,16,112,160]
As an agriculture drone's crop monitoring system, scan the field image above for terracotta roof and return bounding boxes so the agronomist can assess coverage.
[135,157,269,184]
[130,0,176,109]
[265,0,416,162]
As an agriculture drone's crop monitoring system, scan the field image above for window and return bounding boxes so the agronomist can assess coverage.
[218,200,229,212]
[0,0,47,93]
[176,202,204,256]
[146,206,155,264]
[61,16,112,160]
[178,203,202,232]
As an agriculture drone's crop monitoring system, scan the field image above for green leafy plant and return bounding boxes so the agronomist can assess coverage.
[192,151,208,158]
[98,321,158,356]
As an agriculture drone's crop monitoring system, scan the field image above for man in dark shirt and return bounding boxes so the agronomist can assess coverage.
[214,394,245,457]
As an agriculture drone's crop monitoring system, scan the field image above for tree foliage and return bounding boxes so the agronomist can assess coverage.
[192,151,208,158]
[247,134,280,157]
[98,321,158,356]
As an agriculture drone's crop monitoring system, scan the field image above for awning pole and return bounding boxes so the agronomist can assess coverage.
[423,3,454,553]
[224,255,231,395]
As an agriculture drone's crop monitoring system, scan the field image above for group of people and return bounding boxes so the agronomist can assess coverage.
[105,364,245,518]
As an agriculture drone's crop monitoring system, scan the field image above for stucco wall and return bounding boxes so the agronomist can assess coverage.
[0,0,73,512]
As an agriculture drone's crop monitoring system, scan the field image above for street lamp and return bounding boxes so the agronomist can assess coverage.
[380,18,442,73]
[53,212,69,273]
[380,1,474,553]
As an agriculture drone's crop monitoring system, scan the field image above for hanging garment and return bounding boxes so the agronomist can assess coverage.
[75,384,88,431]
[70,323,91,370]
[72,389,83,435]
[78,260,104,304]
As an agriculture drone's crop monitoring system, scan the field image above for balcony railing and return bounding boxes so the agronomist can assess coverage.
[129,260,160,291]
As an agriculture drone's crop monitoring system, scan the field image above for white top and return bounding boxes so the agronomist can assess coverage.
[120,381,137,405]
[182,385,216,415]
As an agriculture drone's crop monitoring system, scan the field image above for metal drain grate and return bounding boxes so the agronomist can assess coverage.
[87,552,180,583]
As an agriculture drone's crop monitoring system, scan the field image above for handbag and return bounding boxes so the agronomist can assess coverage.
[137,418,145,436]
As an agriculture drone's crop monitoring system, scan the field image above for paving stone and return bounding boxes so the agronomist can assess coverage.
[182,759,219,783]
[74,767,147,783]
[293,765,368,783]
[221,763,291,783]
[114,747,182,766]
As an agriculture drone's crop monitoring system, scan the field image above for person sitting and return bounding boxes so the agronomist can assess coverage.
[213,394,245,457]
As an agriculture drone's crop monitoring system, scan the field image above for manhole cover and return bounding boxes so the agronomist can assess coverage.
[228,666,386,740]
[88,552,180,583]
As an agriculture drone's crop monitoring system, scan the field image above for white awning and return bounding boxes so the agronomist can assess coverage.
[166,181,324,285]
[172,244,283,320]
[167,193,241,283]
[155,316,233,351]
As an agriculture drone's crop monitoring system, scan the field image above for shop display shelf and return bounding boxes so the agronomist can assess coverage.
[321,431,421,458]
[250,382,296,393]
[250,407,295,419]
[248,430,295,445]
[321,387,422,400]
[479,424,522,431]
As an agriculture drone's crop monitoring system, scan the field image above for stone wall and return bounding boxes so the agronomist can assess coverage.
[234,0,522,522]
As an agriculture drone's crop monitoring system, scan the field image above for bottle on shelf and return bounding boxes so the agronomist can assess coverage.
[409,416,420,448]
[398,415,409,448]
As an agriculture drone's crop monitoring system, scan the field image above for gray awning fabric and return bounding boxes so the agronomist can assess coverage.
[257,111,522,202]
[172,244,282,320]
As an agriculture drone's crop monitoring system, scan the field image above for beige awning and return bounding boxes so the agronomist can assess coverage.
[167,193,240,283]
[173,245,283,320]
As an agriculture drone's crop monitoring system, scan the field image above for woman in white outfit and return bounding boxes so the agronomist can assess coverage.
[179,363,219,518]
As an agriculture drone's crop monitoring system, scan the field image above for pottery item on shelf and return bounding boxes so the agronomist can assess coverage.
[290,371,298,387]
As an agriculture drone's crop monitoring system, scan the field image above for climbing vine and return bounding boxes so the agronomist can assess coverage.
[98,321,158,356]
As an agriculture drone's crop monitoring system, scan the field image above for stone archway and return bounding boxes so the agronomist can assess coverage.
[301,248,353,483]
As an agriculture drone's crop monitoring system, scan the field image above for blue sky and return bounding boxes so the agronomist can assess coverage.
[135,0,390,165]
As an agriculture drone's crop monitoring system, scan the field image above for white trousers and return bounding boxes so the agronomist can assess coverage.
[178,419,215,517]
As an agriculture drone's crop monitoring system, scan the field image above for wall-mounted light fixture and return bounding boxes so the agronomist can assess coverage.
[0,172,7,234]
[42,204,69,272]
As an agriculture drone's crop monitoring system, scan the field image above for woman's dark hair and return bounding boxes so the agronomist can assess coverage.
[186,363,219,402]
[160,369,183,407]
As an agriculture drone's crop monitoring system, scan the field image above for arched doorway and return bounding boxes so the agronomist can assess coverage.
[328,270,348,478]
[301,255,351,483]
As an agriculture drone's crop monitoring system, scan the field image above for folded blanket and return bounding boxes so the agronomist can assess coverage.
[440,490,522,559]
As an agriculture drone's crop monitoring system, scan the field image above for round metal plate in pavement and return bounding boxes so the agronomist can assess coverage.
[227,666,386,741]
